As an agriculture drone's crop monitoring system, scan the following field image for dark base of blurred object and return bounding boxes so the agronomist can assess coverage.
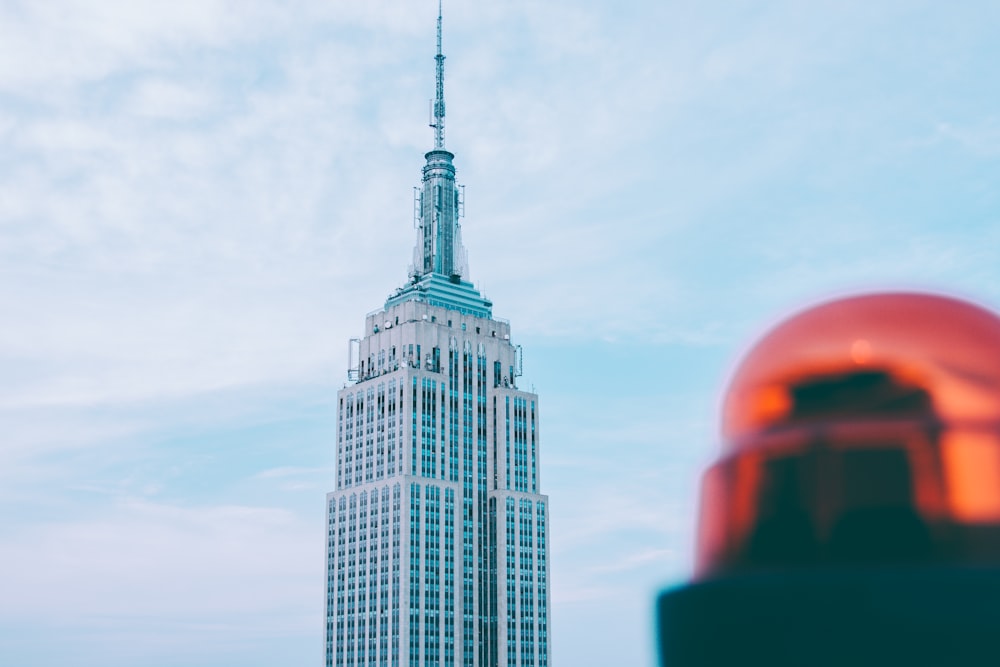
[658,567,1000,666]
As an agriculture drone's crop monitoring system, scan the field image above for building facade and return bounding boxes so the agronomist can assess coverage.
[325,8,550,667]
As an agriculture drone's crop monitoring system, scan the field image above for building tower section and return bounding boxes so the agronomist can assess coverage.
[325,6,550,667]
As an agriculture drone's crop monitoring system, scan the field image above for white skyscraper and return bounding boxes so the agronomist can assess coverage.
[325,6,551,667]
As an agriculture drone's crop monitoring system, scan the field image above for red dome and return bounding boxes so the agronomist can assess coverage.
[697,292,1000,578]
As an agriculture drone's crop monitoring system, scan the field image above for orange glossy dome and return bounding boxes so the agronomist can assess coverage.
[697,292,1000,579]
[724,292,1000,445]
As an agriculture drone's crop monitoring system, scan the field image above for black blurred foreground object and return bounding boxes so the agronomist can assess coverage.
[657,293,1000,666]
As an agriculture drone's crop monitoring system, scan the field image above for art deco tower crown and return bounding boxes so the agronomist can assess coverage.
[386,0,490,319]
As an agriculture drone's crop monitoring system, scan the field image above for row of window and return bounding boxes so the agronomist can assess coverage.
[328,491,548,666]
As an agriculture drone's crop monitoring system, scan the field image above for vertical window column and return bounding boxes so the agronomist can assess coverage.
[537,501,548,667]
[411,378,418,476]
[358,492,368,665]
[348,494,358,667]
[505,497,517,667]
[392,485,401,667]
[444,488,456,666]
[337,497,348,666]
[424,486,441,666]
[409,485,421,667]
[327,498,337,667]
[505,397,511,491]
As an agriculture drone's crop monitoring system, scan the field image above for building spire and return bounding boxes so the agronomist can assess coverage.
[407,0,468,283]
[385,0,490,317]
[431,0,446,149]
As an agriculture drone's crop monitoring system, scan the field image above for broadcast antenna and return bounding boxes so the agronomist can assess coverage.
[429,0,446,149]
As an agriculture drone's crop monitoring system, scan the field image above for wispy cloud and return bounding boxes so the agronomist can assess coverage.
[589,547,678,575]
[0,500,317,620]
[938,118,1000,156]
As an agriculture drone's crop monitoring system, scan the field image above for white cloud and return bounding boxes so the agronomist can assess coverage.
[589,547,677,575]
[5,0,995,415]
[938,118,1000,156]
[0,500,318,620]
[127,80,218,120]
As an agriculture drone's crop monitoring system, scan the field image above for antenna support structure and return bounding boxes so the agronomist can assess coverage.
[430,0,446,149]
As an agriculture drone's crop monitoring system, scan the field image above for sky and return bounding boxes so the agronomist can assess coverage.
[2,0,1000,665]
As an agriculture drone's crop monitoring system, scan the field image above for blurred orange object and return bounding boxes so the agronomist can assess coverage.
[697,292,1000,578]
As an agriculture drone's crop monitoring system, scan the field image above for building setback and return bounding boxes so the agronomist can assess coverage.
[325,6,551,667]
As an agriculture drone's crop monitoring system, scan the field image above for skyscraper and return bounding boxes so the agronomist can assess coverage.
[325,6,551,667]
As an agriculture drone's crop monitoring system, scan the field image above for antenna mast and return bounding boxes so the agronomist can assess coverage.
[431,0,446,149]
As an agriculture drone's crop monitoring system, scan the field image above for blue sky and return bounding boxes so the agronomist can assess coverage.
[2,1,1000,665]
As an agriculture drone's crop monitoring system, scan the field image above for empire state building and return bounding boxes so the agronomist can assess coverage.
[325,6,551,667]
